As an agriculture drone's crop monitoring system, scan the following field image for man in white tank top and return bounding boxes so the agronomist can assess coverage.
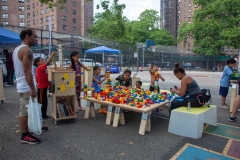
[13,28,47,144]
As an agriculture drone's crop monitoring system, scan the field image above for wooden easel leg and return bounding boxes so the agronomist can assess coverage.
[119,109,125,125]
[113,107,121,127]
[111,108,115,122]
[139,112,149,135]
[230,86,237,112]
[90,102,95,117]
[106,105,113,125]
[146,112,151,132]
[84,101,91,119]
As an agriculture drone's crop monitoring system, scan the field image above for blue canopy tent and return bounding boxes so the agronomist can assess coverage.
[0,27,21,59]
[0,28,21,47]
[85,46,121,66]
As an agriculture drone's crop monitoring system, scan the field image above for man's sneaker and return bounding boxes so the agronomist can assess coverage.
[21,133,41,144]
[229,117,238,122]
[4,84,12,87]
[221,105,230,109]
[42,126,48,132]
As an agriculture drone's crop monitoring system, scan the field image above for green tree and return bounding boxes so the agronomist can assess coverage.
[177,0,240,55]
[88,0,126,40]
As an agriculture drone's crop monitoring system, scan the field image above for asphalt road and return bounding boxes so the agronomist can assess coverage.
[0,70,239,160]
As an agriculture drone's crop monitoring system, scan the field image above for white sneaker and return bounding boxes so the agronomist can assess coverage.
[221,105,230,109]
[4,84,12,87]
[225,104,230,107]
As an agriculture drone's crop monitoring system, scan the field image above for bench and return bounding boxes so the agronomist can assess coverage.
[168,105,217,139]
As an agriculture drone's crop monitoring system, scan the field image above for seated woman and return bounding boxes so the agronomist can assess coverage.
[170,63,204,112]
[116,69,132,89]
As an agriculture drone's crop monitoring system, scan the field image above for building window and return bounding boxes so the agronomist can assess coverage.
[27,13,30,18]
[27,0,29,2]
[3,21,8,25]
[178,11,180,14]
[46,25,49,30]
[46,7,49,13]
[52,15,54,20]
[63,25,67,30]
[33,11,35,17]
[188,15,191,18]
[19,14,24,19]
[33,20,35,25]
[73,27,76,31]
[52,7,54,11]
[52,24,54,30]
[178,16,180,19]
[188,3,191,6]
[73,10,76,15]
[46,16,49,22]
[73,18,76,23]
[194,4,198,8]
[178,0,180,2]
[178,22,181,24]
[2,0,8,2]
[40,18,43,24]
[27,21,30,26]
[27,5,30,10]
[188,43,190,47]
[188,9,191,12]
[2,6,8,10]
[40,26,43,30]
[188,49,190,51]
[33,3,35,8]
[62,16,67,21]
[19,6,24,11]
[19,22,25,27]
[62,7,67,12]
[73,2,76,6]
[188,21,191,23]
[19,0,24,3]
[40,9,43,14]
[40,2,42,6]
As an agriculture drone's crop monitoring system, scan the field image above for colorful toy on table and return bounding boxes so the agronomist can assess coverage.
[106,70,111,78]
[83,84,88,97]
[91,83,95,98]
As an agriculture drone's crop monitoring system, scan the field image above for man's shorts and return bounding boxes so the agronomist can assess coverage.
[19,92,30,116]
[219,86,229,97]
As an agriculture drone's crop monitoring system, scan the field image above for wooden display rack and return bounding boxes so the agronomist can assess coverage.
[49,44,77,124]
[0,67,5,103]
[50,69,77,124]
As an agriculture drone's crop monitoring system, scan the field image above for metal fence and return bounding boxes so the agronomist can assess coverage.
[1,25,233,71]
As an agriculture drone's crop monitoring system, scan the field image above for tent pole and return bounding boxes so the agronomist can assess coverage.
[102,52,104,66]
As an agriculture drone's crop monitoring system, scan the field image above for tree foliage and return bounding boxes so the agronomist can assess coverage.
[177,0,240,55]
[40,0,175,46]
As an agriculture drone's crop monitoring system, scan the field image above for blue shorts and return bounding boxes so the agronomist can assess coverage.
[219,86,229,97]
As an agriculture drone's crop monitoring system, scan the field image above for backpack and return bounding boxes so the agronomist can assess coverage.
[201,89,212,106]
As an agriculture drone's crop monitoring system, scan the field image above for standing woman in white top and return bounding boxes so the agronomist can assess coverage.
[13,28,45,144]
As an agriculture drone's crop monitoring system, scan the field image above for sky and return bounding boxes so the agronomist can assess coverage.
[94,0,160,21]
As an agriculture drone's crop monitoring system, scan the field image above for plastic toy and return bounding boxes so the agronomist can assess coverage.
[83,84,88,97]
[91,83,95,97]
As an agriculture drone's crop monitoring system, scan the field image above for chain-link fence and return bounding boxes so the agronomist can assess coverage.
[1,25,232,72]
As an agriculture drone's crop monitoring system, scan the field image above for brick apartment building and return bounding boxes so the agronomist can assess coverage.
[160,0,177,39]
[0,0,93,36]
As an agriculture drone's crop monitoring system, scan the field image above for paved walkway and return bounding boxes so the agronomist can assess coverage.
[0,71,239,159]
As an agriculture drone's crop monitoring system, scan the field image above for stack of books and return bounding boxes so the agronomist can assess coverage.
[56,99,75,118]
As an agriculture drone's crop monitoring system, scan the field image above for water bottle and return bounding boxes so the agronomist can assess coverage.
[187,101,191,112]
